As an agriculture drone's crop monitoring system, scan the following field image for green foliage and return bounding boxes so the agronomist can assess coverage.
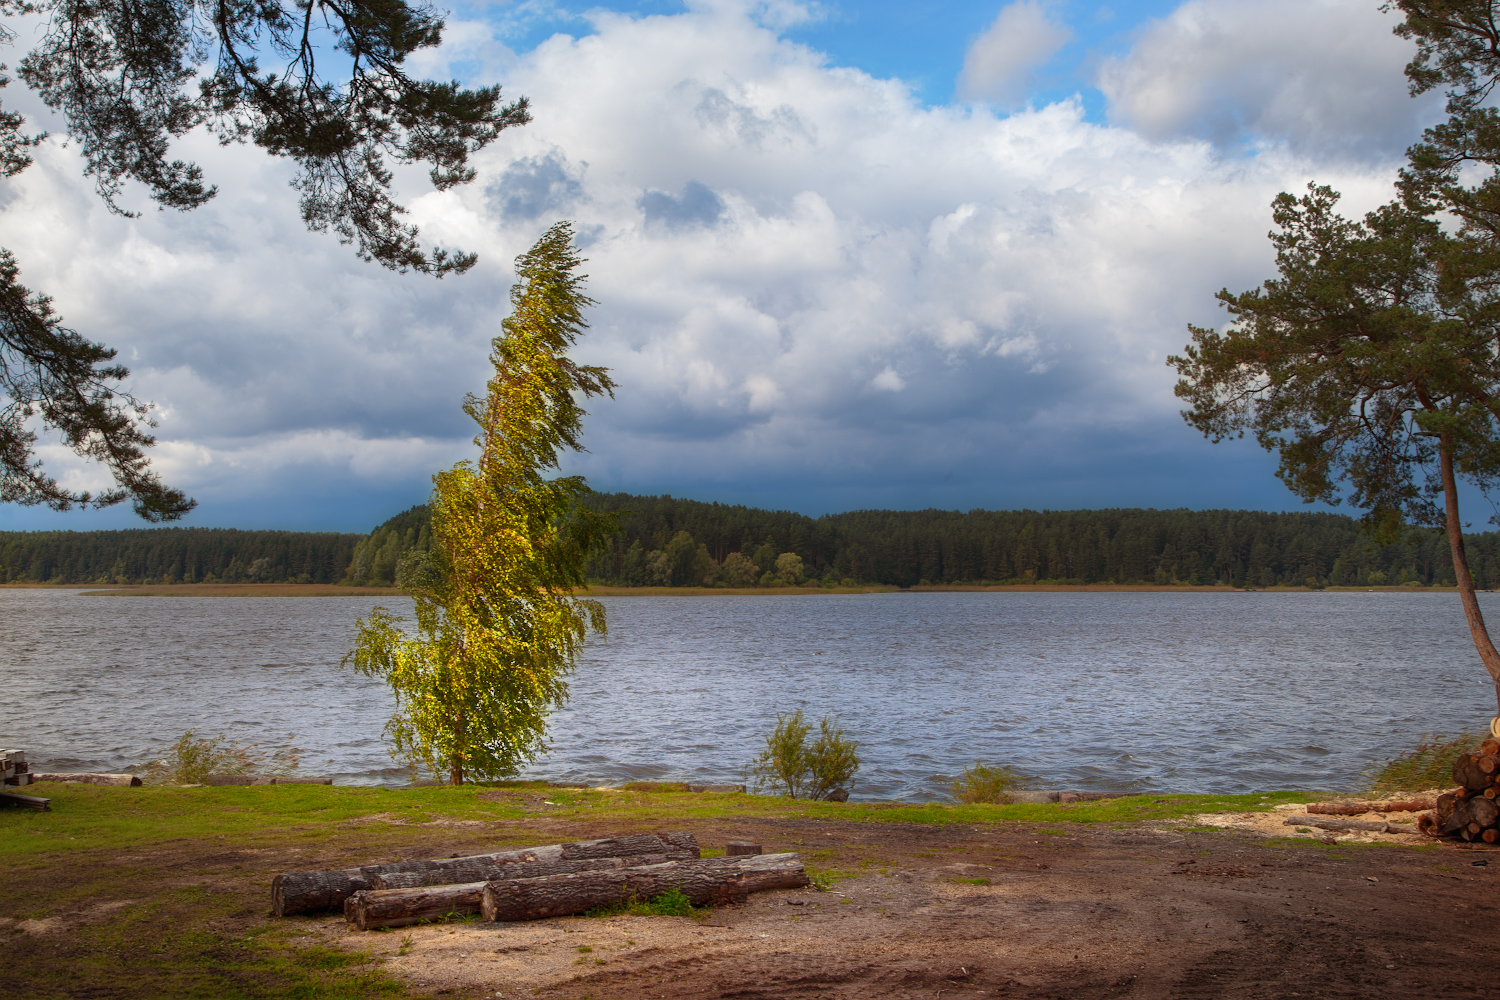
[362,498,1500,589]
[0,527,362,584]
[1365,731,1488,794]
[751,709,860,800]
[346,223,617,785]
[949,762,1019,804]
[584,887,700,918]
[139,729,303,785]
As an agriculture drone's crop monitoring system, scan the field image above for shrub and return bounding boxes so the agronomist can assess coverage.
[949,761,1018,804]
[751,709,859,799]
[140,729,303,785]
[1364,730,1488,794]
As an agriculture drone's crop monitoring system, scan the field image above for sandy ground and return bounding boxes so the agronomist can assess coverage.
[280,809,1500,999]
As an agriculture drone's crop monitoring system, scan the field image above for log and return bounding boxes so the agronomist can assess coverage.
[1284,816,1401,834]
[1485,740,1500,757]
[347,853,686,928]
[1473,796,1500,829]
[1418,811,1439,836]
[1306,798,1437,815]
[1454,754,1497,791]
[367,852,681,891]
[273,831,698,916]
[30,773,142,787]
[479,853,810,923]
[0,791,51,811]
[725,842,762,856]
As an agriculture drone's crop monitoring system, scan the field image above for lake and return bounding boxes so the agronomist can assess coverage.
[2,588,1494,798]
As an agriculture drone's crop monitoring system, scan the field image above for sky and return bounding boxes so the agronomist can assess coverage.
[0,0,1456,531]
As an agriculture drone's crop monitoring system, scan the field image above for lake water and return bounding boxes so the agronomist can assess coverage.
[3,589,1496,799]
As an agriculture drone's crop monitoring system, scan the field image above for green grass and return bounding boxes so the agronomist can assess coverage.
[583,887,702,918]
[1364,730,1488,794]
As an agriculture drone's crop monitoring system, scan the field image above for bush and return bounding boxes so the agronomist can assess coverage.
[949,761,1018,804]
[1364,730,1489,794]
[139,729,303,785]
[750,710,859,799]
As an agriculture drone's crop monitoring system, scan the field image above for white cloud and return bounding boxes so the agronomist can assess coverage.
[958,2,1072,107]
[1096,0,1441,159]
[0,1,1421,527]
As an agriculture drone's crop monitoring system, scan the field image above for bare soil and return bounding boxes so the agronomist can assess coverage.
[333,815,1494,999]
[6,808,1494,998]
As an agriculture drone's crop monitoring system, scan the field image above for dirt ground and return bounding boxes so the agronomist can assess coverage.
[273,812,1498,1000]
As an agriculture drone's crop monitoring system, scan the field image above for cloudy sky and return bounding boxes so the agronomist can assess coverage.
[0,0,1446,531]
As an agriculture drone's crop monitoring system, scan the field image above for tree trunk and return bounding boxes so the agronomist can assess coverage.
[479,853,810,923]
[347,852,689,929]
[273,831,698,916]
[1306,798,1436,815]
[1439,436,1500,717]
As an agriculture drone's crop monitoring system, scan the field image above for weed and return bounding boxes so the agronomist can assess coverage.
[1365,730,1489,794]
[397,933,414,956]
[139,729,303,784]
[583,887,700,919]
[948,762,1019,804]
[808,866,858,891]
[576,945,592,953]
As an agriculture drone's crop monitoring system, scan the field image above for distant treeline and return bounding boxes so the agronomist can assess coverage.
[0,528,362,585]
[4,494,1497,589]
[355,494,1500,590]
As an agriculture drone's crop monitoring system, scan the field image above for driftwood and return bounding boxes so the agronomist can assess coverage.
[1306,798,1435,815]
[480,853,809,923]
[31,773,142,787]
[274,831,698,916]
[1285,815,1412,834]
[347,853,686,929]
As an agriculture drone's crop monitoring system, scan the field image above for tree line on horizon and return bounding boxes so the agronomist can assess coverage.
[7,493,1493,589]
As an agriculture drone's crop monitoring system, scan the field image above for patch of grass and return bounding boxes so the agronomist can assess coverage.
[948,762,1019,804]
[1364,730,1487,794]
[700,847,726,858]
[808,866,859,891]
[583,887,701,919]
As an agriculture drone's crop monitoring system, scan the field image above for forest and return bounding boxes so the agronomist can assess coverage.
[4,493,1495,589]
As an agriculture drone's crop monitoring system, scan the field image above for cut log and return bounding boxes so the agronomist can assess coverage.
[479,853,810,924]
[1418,811,1439,836]
[0,791,51,811]
[1473,796,1500,829]
[30,773,141,787]
[1284,816,1401,834]
[347,853,687,928]
[1454,754,1497,791]
[1306,798,1437,815]
[1486,829,1499,844]
[368,852,680,891]
[273,831,698,916]
[725,842,762,856]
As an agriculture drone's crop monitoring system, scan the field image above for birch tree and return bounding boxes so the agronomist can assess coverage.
[347,223,617,784]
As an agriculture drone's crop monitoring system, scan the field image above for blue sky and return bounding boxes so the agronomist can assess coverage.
[0,0,1457,531]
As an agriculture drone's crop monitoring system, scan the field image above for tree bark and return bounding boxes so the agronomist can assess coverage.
[1439,436,1500,716]
[1306,798,1436,815]
[348,852,687,929]
[479,853,810,923]
[273,831,698,916]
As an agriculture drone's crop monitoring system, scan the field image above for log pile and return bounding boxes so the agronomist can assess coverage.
[273,831,701,916]
[1419,739,1500,842]
[2,749,31,787]
[276,832,810,931]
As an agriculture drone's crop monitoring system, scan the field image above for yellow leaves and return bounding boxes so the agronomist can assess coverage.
[347,222,610,784]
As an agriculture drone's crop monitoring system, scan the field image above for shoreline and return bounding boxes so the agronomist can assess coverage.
[0,581,1471,596]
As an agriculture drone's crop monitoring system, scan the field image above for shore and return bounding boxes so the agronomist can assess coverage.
[3,783,1492,998]
[1,581,1469,596]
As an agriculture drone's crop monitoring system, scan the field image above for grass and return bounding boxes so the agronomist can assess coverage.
[0,782,1319,998]
[583,887,701,918]
[1364,730,1489,794]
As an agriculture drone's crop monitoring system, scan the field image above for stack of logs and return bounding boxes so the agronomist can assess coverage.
[1420,738,1500,842]
[2,749,30,787]
[272,832,810,930]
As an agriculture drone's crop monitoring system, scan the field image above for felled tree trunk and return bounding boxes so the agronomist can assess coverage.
[480,853,809,923]
[1306,798,1435,815]
[273,831,698,916]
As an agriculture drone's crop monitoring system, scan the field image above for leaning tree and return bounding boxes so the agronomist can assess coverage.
[0,0,529,518]
[346,223,619,785]
[1171,182,1500,717]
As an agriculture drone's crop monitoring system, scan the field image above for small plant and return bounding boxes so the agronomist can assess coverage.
[583,888,703,918]
[750,709,860,800]
[139,729,303,784]
[398,933,414,956]
[948,761,1018,804]
[576,945,592,953]
[1364,730,1489,793]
